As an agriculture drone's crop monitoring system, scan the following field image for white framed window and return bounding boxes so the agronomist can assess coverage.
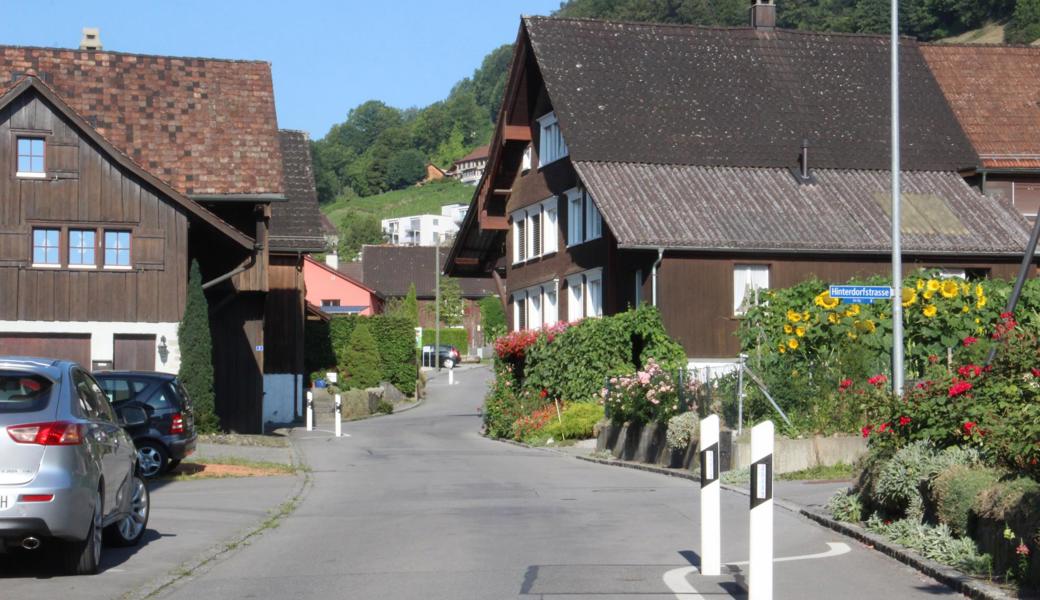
[529,291,542,329]
[733,264,770,315]
[528,205,542,260]
[17,137,46,178]
[513,213,527,263]
[634,269,643,307]
[522,145,533,172]
[567,190,583,246]
[544,283,559,326]
[585,190,602,241]
[543,197,558,254]
[586,269,603,318]
[538,111,568,165]
[567,275,584,321]
[938,268,967,280]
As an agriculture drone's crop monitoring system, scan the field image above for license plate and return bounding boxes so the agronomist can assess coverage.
[0,495,10,511]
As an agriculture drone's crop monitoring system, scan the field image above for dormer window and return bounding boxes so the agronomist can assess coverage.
[537,111,568,166]
[17,138,45,178]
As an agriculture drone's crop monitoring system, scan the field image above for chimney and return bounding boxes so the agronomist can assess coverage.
[325,252,339,271]
[750,0,776,30]
[79,28,102,51]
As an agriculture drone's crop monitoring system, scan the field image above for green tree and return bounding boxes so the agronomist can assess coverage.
[386,148,427,189]
[342,322,382,389]
[479,296,507,342]
[337,210,386,260]
[438,276,465,327]
[178,261,218,432]
[1007,0,1040,42]
[385,283,420,328]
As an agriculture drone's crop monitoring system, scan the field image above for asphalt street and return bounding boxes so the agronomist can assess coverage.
[151,365,961,600]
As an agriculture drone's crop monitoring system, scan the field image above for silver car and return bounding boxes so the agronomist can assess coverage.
[0,357,150,575]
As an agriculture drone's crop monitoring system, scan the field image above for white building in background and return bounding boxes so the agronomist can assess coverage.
[382,213,459,246]
[446,145,489,186]
[440,203,468,224]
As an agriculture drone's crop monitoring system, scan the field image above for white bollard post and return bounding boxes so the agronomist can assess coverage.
[334,394,342,438]
[448,364,455,386]
[306,391,313,431]
[749,421,774,600]
[699,414,721,576]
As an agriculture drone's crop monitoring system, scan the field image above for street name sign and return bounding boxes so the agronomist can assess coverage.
[828,285,894,305]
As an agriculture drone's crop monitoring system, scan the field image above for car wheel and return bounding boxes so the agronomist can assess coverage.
[61,489,102,575]
[136,441,168,479]
[443,358,455,369]
[104,475,149,547]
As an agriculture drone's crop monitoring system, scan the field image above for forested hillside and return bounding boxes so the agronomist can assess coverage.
[313,0,1040,247]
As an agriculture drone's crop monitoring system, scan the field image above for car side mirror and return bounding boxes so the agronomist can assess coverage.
[119,405,148,427]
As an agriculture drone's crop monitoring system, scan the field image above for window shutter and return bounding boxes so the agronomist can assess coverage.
[544,197,558,254]
[568,192,583,246]
[531,207,542,258]
[517,217,527,262]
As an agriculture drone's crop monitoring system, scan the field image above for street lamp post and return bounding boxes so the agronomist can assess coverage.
[435,232,441,372]
[890,0,905,397]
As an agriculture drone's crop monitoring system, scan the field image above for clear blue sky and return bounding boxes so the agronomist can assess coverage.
[0,0,563,139]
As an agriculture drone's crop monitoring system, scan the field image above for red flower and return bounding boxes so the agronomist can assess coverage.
[1001,311,1014,319]
[1016,543,1031,557]
[957,364,983,379]
[1031,368,1040,378]
[949,380,973,397]
[868,374,888,387]
[539,389,548,399]
[962,421,977,434]
[928,354,939,364]
[861,425,873,438]
[839,379,853,391]
[878,422,891,433]
[899,416,911,426]
[962,336,978,347]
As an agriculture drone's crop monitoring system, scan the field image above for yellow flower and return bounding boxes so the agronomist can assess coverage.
[923,289,935,300]
[975,284,984,298]
[844,304,861,317]
[779,345,786,354]
[787,338,799,350]
[787,309,802,323]
[975,317,981,324]
[901,288,917,308]
[828,312,840,324]
[961,304,970,313]
[802,311,810,322]
[976,326,984,335]
[784,324,793,334]
[940,280,959,299]
[923,305,937,318]
[847,331,858,340]
[814,291,840,310]
[864,319,877,333]
[976,295,987,309]
[916,279,925,291]
[927,279,941,292]
[960,282,971,296]
[796,326,806,337]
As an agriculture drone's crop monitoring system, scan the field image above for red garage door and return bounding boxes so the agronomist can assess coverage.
[0,334,91,366]
[114,335,156,371]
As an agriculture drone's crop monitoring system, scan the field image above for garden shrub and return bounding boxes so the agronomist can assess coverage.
[422,328,469,356]
[932,464,1002,537]
[343,323,382,389]
[666,411,700,451]
[827,489,862,523]
[602,358,698,424]
[866,516,992,575]
[871,441,980,519]
[483,363,523,439]
[539,402,604,442]
[305,315,417,396]
[511,404,556,442]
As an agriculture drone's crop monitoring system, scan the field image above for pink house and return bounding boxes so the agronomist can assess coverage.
[303,256,383,315]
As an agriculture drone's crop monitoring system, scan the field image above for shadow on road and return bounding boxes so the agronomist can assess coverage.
[0,528,172,578]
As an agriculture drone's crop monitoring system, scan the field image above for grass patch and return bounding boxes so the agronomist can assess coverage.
[777,462,856,481]
[322,179,472,225]
[198,433,290,448]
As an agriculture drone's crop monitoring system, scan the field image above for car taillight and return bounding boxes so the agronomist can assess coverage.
[7,422,83,446]
[18,494,54,503]
[170,413,184,435]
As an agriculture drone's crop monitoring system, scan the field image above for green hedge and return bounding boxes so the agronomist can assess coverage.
[523,305,687,404]
[305,315,417,396]
[422,328,469,355]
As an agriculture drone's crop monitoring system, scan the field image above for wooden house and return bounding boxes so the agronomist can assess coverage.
[0,46,322,431]
[445,8,1036,365]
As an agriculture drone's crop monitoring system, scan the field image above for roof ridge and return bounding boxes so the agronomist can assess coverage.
[524,14,918,42]
[922,41,1040,50]
[0,43,270,64]
[572,160,966,175]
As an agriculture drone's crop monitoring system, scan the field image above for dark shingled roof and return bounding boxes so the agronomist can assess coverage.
[524,17,977,172]
[270,130,325,253]
[574,162,1032,255]
[361,246,495,299]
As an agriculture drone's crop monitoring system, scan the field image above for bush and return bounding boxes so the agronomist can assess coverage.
[479,296,506,342]
[306,315,417,396]
[602,358,698,424]
[871,441,980,519]
[827,489,863,523]
[178,260,218,433]
[483,363,523,438]
[540,402,604,442]
[422,328,469,356]
[666,411,700,451]
[866,516,992,575]
[376,400,394,415]
[343,323,382,389]
[932,464,1003,537]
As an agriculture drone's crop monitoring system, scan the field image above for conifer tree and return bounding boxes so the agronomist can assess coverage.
[178,260,218,432]
[402,283,419,328]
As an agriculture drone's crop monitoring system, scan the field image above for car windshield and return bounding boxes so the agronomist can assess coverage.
[0,372,54,413]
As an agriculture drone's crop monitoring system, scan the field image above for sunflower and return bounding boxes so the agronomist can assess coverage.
[787,338,799,350]
[941,280,959,299]
[923,305,937,318]
[976,295,987,309]
[802,311,810,322]
[923,289,935,300]
[784,324,793,334]
[960,282,971,296]
[778,345,786,354]
[926,279,941,292]
[975,284,984,297]
[814,291,840,310]
[902,288,918,307]
[961,304,970,313]
[864,320,877,333]
[828,312,840,324]
[795,326,806,337]
[916,279,925,291]
[787,309,802,323]
[844,304,861,317]
[847,331,858,340]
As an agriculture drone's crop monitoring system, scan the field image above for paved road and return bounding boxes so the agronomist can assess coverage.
[155,366,958,599]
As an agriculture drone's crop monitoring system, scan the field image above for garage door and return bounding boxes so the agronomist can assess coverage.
[113,335,156,371]
[0,333,91,366]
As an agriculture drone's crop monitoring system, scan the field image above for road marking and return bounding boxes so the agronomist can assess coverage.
[662,543,852,600]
